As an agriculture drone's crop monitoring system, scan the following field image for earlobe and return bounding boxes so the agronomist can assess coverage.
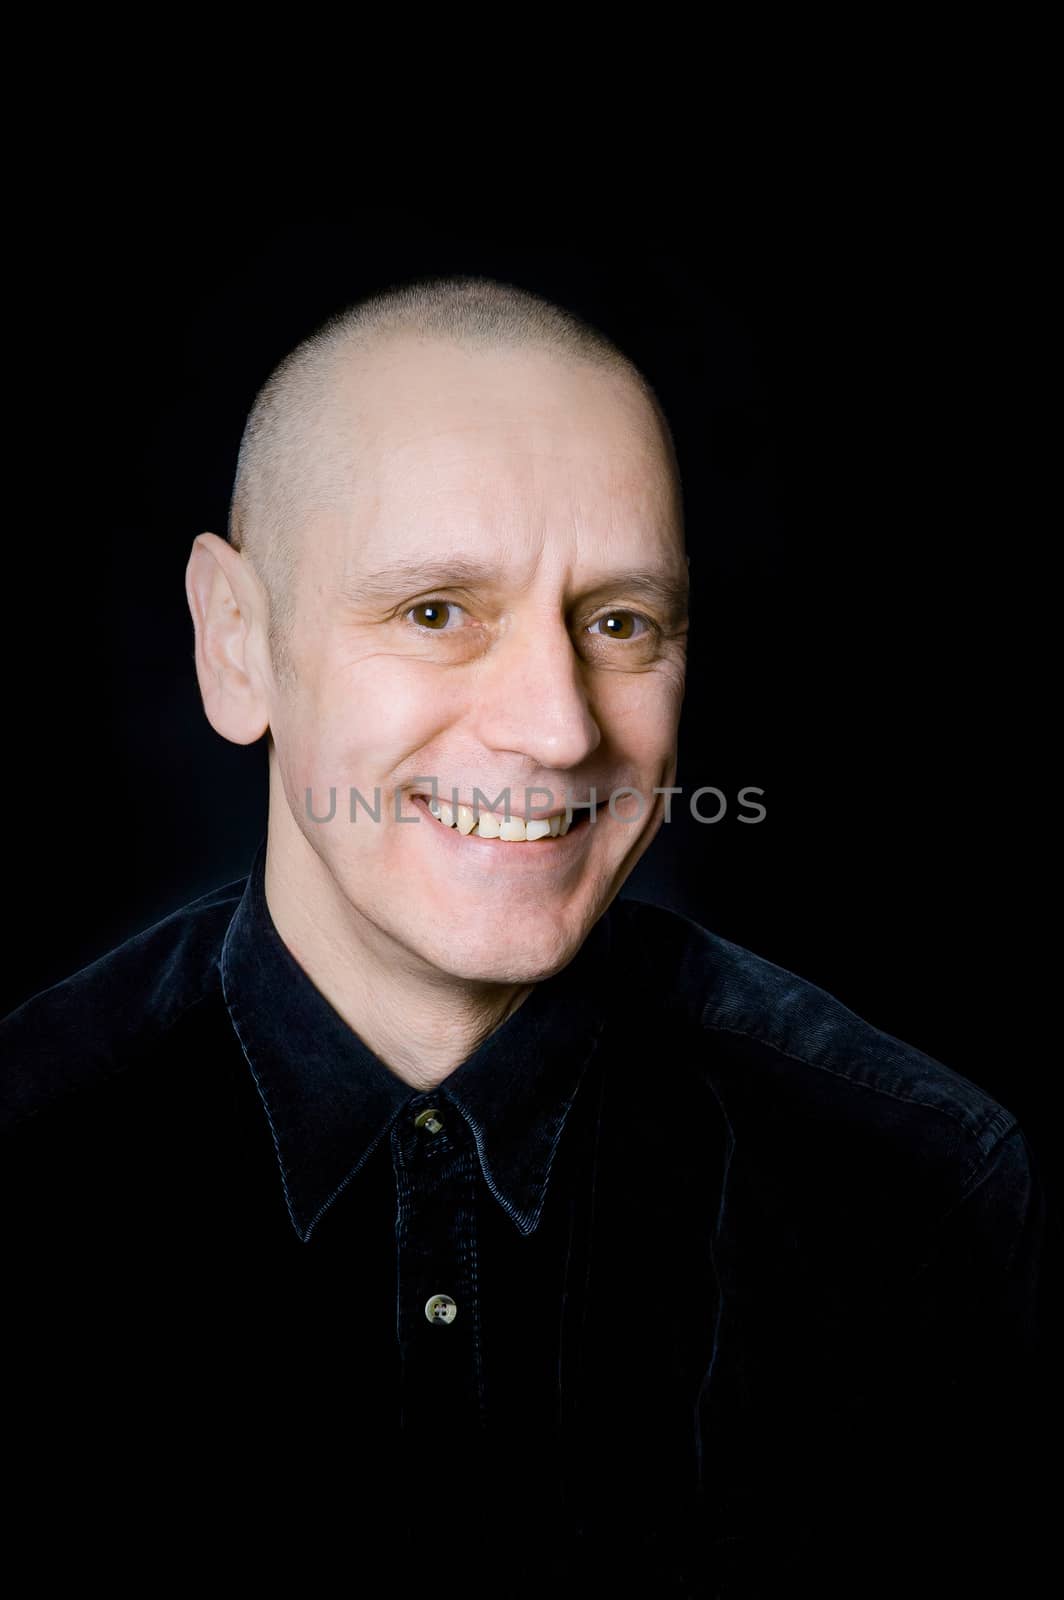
[185,532,270,746]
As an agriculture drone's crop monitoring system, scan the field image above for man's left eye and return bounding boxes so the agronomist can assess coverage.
[406,600,466,631]
[586,611,651,641]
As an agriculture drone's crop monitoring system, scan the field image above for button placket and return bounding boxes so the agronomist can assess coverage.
[393,1103,485,1427]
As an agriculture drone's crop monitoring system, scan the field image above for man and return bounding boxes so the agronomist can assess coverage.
[2,275,1045,1596]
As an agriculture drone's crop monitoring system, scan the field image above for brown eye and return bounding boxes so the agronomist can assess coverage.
[587,610,650,641]
[407,600,460,631]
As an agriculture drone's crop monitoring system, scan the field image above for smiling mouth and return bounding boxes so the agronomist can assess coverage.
[411,793,592,842]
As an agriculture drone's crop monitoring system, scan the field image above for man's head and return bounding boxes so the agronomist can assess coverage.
[186,275,689,986]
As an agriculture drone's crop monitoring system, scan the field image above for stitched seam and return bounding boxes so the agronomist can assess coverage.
[934,1124,1031,1237]
[701,1017,1013,1182]
[530,1019,609,1232]
[620,899,1007,1161]
[220,934,303,1242]
[463,1144,487,1428]
[301,1117,400,1243]
[895,1124,1035,1313]
[393,1120,410,1424]
[461,1016,607,1237]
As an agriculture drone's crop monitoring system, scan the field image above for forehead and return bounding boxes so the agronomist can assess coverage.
[315,336,680,573]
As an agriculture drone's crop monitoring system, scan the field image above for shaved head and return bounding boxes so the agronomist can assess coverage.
[190,273,690,1008]
[227,274,682,684]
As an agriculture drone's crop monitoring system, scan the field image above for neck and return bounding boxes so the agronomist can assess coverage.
[261,821,533,1093]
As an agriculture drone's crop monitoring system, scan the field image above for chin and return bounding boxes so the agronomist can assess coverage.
[424,921,583,987]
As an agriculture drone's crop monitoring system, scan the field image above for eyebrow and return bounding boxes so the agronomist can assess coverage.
[339,557,691,621]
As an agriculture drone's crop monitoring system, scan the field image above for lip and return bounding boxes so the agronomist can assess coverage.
[408,791,596,867]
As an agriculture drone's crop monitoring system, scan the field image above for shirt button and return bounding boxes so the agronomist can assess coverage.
[414,1108,444,1134]
[424,1294,457,1325]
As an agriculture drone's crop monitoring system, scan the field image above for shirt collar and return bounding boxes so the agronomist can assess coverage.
[219,834,614,1244]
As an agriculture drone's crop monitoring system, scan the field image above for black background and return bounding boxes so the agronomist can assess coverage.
[4,198,1056,1313]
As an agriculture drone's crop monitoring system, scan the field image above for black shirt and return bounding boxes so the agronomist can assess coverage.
[1,835,1047,1596]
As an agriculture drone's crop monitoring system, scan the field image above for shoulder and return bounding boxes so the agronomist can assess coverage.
[0,873,246,1133]
[611,896,1022,1195]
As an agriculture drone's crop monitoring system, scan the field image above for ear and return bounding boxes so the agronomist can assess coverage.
[185,532,271,745]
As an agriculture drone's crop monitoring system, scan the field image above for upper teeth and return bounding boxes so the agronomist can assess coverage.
[425,797,575,840]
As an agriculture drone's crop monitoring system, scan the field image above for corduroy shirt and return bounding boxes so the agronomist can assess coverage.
[1,835,1047,1596]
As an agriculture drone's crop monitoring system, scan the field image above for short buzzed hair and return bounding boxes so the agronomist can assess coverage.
[227,273,682,685]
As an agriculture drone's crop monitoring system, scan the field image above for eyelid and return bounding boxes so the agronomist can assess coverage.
[404,594,464,608]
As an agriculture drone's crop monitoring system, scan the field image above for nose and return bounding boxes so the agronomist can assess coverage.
[470,606,602,772]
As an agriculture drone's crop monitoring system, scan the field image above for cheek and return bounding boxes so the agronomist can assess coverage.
[346,663,450,749]
[338,642,451,710]
[280,657,451,784]
[268,682,350,822]
[606,672,684,756]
